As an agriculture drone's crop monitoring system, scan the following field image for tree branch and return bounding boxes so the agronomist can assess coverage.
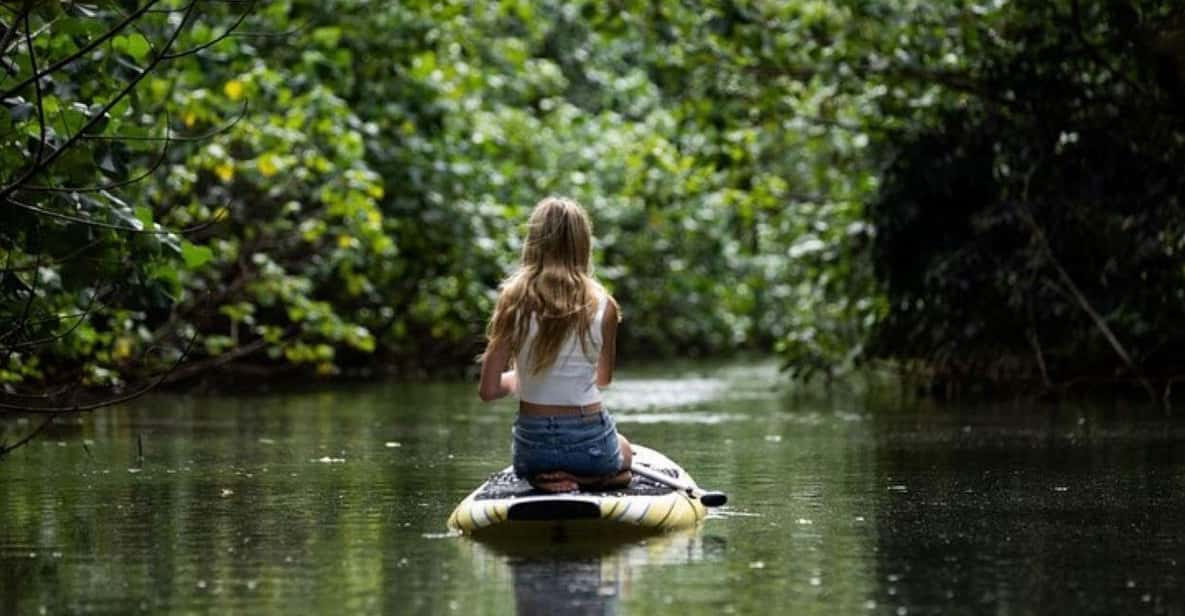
[1,240,41,347]
[159,335,272,384]
[0,1,33,70]
[8,197,164,233]
[6,195,224,236]
[161,0,257,60]
[0,330,198,416]
[0,0,164,100]
[23,109,173,193]
[1018,204,1160,406]
[3,285,105,350]
[0,414,58,458]
[81,99,249,143]
[0,0,197,203]
[23,11,46,166]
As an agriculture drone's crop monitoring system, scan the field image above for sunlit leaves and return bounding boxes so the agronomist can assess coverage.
[223,80,245,101]
[180,241,213,270]
[213,162,234,182]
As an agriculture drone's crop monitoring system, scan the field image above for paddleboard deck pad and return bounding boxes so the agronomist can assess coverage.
[448,445,707,537]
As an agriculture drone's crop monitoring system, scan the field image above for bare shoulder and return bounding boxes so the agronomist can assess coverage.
[603,293,620,324]
[601,294,620,331]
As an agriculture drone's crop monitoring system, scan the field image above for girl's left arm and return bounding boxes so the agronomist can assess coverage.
[479,339,516,401]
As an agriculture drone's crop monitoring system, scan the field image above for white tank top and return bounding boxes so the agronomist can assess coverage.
[516,293,608,406]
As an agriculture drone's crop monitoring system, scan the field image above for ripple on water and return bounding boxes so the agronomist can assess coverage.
[614,412,749,425]
[604,378,726,411]
[705,509,763,520]
[422,531,463,540]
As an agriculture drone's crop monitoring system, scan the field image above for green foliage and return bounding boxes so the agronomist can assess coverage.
[866,1,1185,389]
[8,0,1176,395]
[141,0,884,377]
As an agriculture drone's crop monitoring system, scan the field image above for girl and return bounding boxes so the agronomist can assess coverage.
[478,196,632,493]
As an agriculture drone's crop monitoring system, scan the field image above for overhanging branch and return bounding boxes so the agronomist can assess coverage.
[0,0,165,100]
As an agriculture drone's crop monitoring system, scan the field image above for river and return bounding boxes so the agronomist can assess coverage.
[2,360,1183,614]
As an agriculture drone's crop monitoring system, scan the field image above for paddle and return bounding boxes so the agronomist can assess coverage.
[630,463,728,507]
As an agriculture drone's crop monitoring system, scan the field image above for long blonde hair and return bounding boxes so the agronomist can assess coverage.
[483,197,617,374]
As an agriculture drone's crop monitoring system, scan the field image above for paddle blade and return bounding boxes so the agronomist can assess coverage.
[699,491,728,507]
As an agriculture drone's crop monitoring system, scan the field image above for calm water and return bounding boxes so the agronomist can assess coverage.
[2,360,1184,615]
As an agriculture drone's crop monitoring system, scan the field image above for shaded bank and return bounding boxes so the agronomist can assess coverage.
[868,1,1185,397]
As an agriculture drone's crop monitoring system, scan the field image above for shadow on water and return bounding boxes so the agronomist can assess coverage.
[866,402,1185,614]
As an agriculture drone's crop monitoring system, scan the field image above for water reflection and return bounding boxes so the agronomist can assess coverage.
[869,405,1185,614]
[605,378,727,411]
[458,530,725,616]
[512,557,617,616]
[6,361,1185,614]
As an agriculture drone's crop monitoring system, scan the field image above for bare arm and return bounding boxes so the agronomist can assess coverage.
[597,299,618,388]
[479,339,517,402]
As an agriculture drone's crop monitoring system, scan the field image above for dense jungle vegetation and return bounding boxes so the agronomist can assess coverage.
[1,0,1183,422]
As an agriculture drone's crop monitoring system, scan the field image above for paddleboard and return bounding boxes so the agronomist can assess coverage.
[448,444,707,539]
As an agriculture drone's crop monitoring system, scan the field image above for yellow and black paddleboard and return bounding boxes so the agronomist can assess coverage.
[448,445,707,539]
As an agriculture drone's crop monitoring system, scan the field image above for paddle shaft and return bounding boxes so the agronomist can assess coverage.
[631,463,728,507]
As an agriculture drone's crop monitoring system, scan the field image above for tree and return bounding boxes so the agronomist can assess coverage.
[0,0,256,455]
[866,1,1185,399]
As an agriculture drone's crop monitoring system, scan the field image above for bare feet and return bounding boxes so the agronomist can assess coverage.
[596,469,632,489]
[528,469,632,492]
[529,471,579,493]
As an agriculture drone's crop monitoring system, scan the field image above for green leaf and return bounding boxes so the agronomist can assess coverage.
[41,96,61,115]
[311,27,342,48]
[125,34,151,62]
[134,206,154,229]
[180,241,213,270]
[148,262,181,292]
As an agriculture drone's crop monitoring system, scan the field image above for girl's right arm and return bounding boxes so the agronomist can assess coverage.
[479,338,516,401]
[597,299,618,388]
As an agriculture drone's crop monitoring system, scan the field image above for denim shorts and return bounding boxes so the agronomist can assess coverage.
[512,410,624,478]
